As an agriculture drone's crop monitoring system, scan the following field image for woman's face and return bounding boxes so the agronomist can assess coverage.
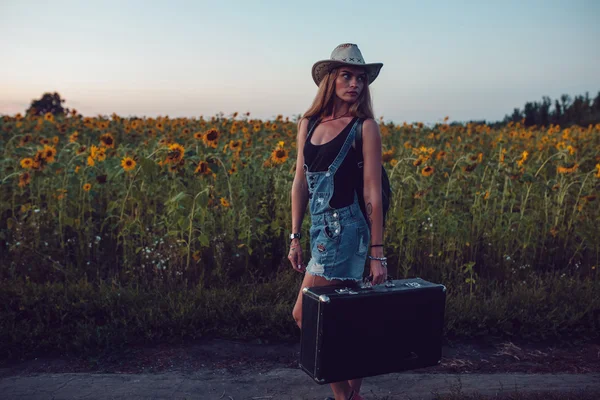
[334,66,367,103]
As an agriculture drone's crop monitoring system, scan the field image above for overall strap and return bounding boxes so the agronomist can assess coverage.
[354,118,365,168]
[328,118,360,174]
[305,115,320,142]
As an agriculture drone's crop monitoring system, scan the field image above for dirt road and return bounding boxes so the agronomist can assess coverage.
[1,338,599,399]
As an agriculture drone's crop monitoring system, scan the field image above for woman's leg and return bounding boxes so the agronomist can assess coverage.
[292,272,356,400]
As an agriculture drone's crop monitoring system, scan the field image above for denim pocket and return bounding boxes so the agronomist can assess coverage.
[355,224,369,257]
[323,219,342,242]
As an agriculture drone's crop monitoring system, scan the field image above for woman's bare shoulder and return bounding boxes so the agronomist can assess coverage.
[361,118,379,131]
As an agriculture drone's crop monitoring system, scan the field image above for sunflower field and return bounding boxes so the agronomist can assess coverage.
[1,111,599,357]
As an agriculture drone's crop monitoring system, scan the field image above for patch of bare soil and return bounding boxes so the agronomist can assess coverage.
[1,337,598,378]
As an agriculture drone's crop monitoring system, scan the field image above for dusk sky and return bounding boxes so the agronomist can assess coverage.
[1,0,599,124]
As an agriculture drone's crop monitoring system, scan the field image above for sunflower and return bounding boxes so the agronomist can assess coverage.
[421,166,434,177]
[44,112,54,122]
[220,197,231,207]
[203,128,220,148]
[228,139,242,153]
[166,143,185,164]
[18,172,31,188]
[52,136,59,144]
[435,151,446,161]
[194,161,212,176]
[382,148,395,163]
[99,133,115,148]
[182,128,190,135]
[20,158,34,169]
[40,138,50,145]
[463,163,478,173]
[557,163,578,174]
[41,145,57,163]
[96,147,107,162]
[270,142,289,164]
[253,123,261,133]
[83,183,92,192]
[87,155,95,167]
[193,131,203,140]
[121,157,136,172]
[69,131,79,143]
[19,134,33,147]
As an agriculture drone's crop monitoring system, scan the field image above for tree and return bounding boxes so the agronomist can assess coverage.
[26,92,68,116]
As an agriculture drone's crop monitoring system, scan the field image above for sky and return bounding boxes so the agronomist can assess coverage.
[1,0,599,124]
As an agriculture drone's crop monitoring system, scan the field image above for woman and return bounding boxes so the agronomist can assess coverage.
[289,43,387,400]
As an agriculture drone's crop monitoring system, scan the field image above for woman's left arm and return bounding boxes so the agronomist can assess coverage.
[361,119,383,248]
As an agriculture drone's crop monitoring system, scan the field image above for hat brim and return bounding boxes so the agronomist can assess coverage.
[312,60,383,86]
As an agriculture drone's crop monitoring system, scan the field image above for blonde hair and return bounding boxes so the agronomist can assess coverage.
[302,67,375,123]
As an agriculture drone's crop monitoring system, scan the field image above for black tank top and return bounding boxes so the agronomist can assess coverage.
[303,117,360,209]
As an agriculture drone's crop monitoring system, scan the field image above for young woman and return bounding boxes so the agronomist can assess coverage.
[288,43,386,400]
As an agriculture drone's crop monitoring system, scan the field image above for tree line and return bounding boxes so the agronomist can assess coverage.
[22,90,600,128]
[501,91,600,128]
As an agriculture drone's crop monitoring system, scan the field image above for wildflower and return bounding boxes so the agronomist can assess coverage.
[220,197,230,207]
[194,161,212,176]
[557,163,578,174]
[382,148,395,163]
[421,166,434,177]
[121,157,136,172]
[228,139,243,154]
[44,112,54,122]
[166,143,185,164]
[435,151,446,161]
[20,158,34,169]
[19,134,33,147]
[18,172,31,188]
[83,183,92,192]
[69,131,79,143]
[96,147,106,162]
[270,142,289,164]
[40,145,57,163]
[99,133,115,148]
[595,163,600,178]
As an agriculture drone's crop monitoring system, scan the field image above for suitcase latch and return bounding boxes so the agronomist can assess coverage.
[335,287,359,295]
[404,282,421,288]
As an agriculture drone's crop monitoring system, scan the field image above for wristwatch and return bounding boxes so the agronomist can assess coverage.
[289,232,302,241]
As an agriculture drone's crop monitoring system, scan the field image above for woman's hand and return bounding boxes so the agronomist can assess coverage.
[288,238,305,273]
[369,258,387,285]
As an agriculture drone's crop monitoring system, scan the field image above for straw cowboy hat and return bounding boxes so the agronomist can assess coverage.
[312,43,383,86]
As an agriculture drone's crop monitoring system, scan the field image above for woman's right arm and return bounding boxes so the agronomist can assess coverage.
[289,118,309,271]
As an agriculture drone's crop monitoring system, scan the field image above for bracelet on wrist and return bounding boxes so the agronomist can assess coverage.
[367,255,387,261]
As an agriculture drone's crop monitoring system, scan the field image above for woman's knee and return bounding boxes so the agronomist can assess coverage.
[292,305,302,329]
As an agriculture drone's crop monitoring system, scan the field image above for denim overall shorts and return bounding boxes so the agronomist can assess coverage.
[303,118,371,282]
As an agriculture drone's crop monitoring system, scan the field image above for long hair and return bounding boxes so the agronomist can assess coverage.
[302,67,375,124]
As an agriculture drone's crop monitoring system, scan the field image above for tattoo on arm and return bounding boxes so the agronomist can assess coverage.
[366,202,373,227]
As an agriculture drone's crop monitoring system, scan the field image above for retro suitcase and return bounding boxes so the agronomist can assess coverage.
[299,277,446,384]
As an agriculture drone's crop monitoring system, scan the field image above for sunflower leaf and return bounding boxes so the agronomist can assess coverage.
[166,191,188,204]
[198,233,210,247]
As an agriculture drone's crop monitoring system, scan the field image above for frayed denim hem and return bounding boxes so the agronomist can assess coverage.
[305,258,363,282]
